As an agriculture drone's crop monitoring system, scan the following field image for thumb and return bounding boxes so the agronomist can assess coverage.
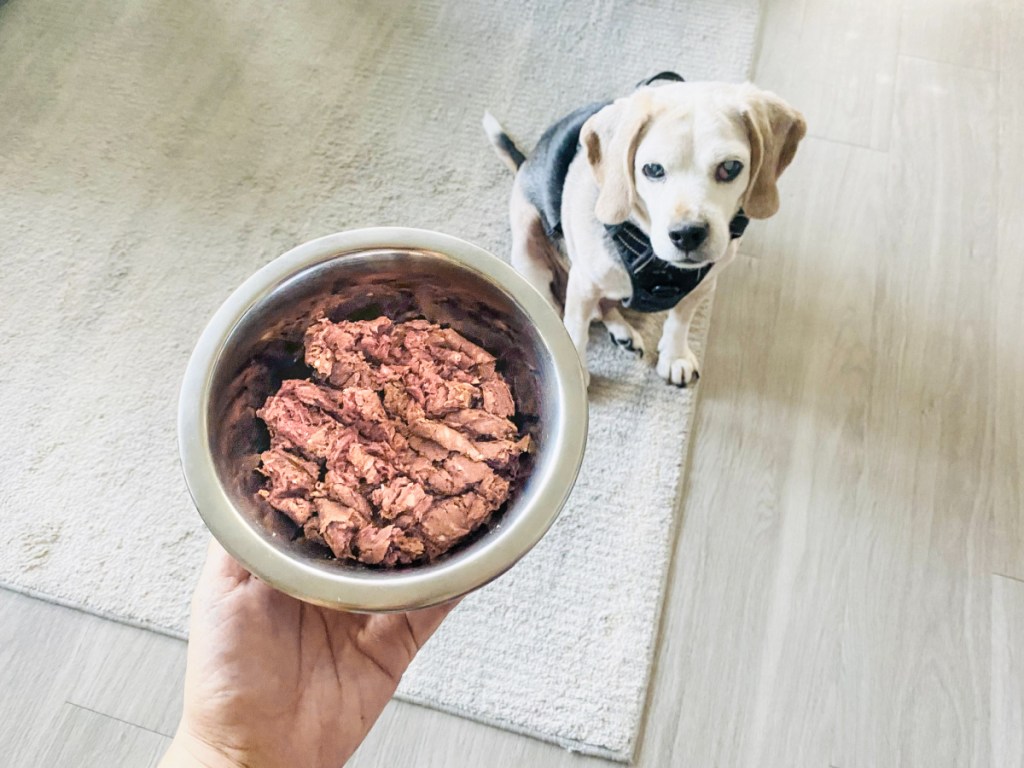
[190,537,252,615]
[403,598,462,651]
[203,537,252,584]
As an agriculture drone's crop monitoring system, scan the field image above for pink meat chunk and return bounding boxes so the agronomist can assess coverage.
[443,409,517,440]
[439,328,495,366]
[315,497,369,559]
[423,381,478,416]
[474,435,532,469]
[408,418,486,462]
[444,454,495,490]
[354,525,425,566]
[407,435,450,461]
[302,517,326,546]
[371,476,433,522]
[304,317,393,388]
[319,474,373,518]
[255,317,528,567]
[382,381,426,423]
[256,393,337,461]
[257,447,320,525]
[481,379,516,418]
[419,492,499,555]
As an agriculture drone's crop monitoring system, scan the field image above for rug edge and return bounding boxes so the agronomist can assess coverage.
[0,579,188,641]
[393,690,633,763]
[614,299,715,760]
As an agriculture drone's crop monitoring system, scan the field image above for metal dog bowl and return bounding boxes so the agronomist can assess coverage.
[177,227,588,611]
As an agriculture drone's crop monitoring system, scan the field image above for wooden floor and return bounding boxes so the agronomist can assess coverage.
[4,0,1022,765]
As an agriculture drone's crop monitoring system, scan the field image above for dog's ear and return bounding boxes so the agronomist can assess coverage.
[739,87,806,219]
[581,93,654,225]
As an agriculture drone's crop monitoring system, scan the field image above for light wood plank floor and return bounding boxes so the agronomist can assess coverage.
[3,0,1021,765]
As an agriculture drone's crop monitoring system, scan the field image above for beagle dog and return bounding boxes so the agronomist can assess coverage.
[483,75,805,387]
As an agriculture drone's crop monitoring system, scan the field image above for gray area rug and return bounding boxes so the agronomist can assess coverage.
[0,0,758,760]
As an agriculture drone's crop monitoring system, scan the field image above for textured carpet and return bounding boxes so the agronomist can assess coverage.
[0,0,758,760]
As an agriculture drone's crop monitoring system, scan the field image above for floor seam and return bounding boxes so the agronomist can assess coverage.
[803,134,889,153]
[993,572,1024,586]
[64,701,175,739]
[897,51,999,75]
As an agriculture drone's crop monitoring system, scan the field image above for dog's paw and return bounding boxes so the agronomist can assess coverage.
[656,346,701,388]
[604,313,646,358]
[608,331,645,357]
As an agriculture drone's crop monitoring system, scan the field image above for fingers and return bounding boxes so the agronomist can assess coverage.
[402,597,462,650]
[193,535,458,656]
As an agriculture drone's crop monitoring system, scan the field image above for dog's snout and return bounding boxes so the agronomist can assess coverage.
[669,222,709,252]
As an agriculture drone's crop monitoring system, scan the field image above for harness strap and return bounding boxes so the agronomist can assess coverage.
[608,210,749,313]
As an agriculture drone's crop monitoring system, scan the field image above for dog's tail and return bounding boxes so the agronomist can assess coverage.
[482,111,527,173]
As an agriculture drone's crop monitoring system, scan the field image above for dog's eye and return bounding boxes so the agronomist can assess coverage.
[642,163,665,180]
[715,160,743,182]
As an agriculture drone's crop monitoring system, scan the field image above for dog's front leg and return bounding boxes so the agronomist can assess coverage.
[564,266,603,387]
[656,237,739,386]
[656,275,717,387]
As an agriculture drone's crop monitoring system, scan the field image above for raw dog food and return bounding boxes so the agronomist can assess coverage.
[255,317,528,567]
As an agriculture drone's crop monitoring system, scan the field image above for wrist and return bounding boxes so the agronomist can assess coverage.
[159,729,242,768]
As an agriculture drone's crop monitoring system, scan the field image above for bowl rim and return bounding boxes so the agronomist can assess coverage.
[177,226,588,612]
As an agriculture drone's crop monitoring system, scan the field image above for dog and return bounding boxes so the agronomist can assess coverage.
[483,74,805,387]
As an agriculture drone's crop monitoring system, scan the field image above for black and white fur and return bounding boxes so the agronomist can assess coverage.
[483,80,805,387]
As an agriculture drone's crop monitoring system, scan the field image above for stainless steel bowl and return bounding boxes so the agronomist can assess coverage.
[178,227,588,612]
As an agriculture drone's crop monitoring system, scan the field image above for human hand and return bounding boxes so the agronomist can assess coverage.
[160,540,456,768]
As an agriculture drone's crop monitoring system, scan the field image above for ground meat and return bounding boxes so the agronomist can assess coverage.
[255,317,529,567]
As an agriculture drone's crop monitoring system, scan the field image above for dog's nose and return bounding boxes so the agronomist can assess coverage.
[669,223,709,252]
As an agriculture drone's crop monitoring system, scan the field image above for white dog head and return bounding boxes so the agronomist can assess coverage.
[580,82,806,267]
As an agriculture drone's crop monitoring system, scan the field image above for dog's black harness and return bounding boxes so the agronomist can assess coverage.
[607,211,749,313]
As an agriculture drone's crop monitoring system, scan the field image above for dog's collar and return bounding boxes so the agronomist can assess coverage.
[607,211,749,313]
[635,71,686,87]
